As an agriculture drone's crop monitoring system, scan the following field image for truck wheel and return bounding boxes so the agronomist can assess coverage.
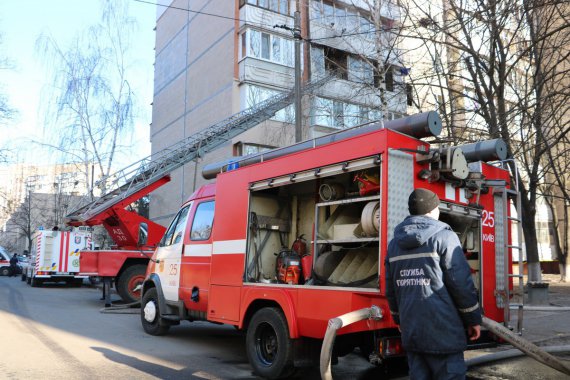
[30,276,42,287]
[141,288,170,336]
[246,307,294,379]
[26,275,31,284]
[0,267,9,276]
[117,264,147,304]
[21,273,26,281]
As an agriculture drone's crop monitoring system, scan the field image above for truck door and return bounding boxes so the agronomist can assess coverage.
[179,200,215,310]
[154,203,191,302]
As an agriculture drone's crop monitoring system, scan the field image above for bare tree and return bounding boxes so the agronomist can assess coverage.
[36,0,139,197]
[400,0,570,282]
[0,31,17,162]
[306,0,408,131]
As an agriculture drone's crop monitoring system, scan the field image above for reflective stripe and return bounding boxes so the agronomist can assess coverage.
[459,302,480,314]
[213,239,246,255]
[184,244,212,257]
[388,252,439,263]
[390,310,399,316]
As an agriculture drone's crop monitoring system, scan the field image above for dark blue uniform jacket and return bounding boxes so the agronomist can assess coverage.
[385,215,482,354]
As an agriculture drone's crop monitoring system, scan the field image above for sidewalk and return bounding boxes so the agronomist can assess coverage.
[520,275,570,345]
[466,275,570,379]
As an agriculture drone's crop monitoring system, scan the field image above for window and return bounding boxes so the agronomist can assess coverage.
[344,103,360,128]
[385,68,394,92]
[348,56,374,84]
[191,201,215,241]
[312,97,374,129]
[311,46,325,77]
[313,45,375,84]
[242,29,294,67]
[245,0,290,15]
[406,84,414,106]
[160,205,191,247]
[246,85,294,122]
[310,1,377,39]
[359,16,375,39]
[322,3,335,25]
[313,96,333,126]
[324,46,348,79]
[261,33,270,59]
[235,142,275,156]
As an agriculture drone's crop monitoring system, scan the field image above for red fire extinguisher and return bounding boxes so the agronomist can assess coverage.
[292,234,312,283]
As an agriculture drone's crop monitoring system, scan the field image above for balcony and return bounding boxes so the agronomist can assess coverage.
[239,3,294,32]
[238,57,294,89]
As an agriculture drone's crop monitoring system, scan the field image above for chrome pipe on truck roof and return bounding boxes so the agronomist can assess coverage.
[202,111,442,180]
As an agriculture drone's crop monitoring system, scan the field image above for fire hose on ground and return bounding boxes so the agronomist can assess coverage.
[479,316,570,376]
[319,309,570,380]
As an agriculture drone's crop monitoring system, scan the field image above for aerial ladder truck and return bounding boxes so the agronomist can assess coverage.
[65,77,329,305]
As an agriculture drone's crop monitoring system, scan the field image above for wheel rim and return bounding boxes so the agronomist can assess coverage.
[255,322,278,366]
[143,300,157,323]
[127,274,145,300]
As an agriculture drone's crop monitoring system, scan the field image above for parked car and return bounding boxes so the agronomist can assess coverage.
[0,247,27,276]
[0,247,12,276]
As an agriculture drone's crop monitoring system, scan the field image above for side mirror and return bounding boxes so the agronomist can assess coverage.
[138,222,148,247]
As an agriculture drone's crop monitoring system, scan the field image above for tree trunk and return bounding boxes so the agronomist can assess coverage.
[520,187,542,282]
[560,261,569,283]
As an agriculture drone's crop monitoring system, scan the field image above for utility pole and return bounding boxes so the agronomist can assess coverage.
[274,5,303,142]
[293,10,302,142]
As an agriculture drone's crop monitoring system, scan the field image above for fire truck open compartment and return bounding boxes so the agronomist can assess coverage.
[245,155,381,289]
[439,204,483,293]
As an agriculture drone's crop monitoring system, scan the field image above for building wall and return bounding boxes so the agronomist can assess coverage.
[150,0,239,224]
[0,163,90,230]
[150,0,407,225]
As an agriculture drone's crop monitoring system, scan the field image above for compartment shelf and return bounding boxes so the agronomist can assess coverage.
[315,237,379,244]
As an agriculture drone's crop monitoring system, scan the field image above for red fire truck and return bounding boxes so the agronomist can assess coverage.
[139,112,515,378]
[66,179,168,304]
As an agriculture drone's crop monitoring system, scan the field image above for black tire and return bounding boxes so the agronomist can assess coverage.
[26,275,31,284]
[30,276,42,287]
[246,307,294,379]
[141,287,170,336]
[0,267,10,276]
[21,273,26,281]
[117,264,147,303]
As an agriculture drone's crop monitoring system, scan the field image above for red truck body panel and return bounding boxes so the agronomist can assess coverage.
[149,126,512,339]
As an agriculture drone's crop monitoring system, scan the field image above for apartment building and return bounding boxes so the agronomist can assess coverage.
[0,163,88,253]
[150,0,407,224]
[0,163,87,221]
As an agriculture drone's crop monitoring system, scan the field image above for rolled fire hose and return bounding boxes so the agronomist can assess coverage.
[481,316,570,376]
[320,306,383,380]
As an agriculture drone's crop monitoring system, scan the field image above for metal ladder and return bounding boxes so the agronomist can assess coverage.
[495,159,525,334]
[66,76,330,223]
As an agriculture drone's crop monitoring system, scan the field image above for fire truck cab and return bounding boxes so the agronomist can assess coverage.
[140,112,513,378]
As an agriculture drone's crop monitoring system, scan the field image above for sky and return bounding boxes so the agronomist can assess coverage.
[0,0,157,167]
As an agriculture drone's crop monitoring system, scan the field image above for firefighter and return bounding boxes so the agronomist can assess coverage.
[9,253,19,277]
[385,188,481,380]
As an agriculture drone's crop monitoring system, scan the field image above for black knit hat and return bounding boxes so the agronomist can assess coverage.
[408,188,440,215]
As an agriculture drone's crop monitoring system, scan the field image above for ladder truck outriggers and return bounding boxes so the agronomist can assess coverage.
[65,77,330,305]
[139,112,521,378]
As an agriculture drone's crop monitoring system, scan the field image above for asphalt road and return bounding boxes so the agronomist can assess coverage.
[0,276,407,379]
[3,275,568,380]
